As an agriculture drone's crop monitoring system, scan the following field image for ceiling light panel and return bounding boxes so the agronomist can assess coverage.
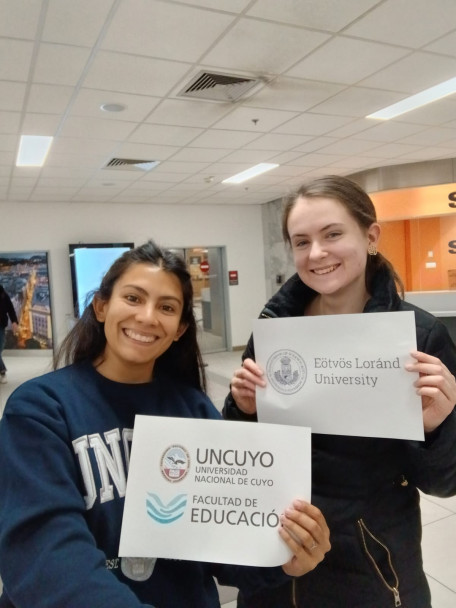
[16,135,53,166]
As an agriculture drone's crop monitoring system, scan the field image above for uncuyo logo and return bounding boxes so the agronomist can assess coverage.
[146,493,187,524]
[267,349,307,395]
[161,444,190,482]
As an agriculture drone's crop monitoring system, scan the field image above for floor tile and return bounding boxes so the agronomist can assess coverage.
[420,494,455,525]
[427,576,456,608]
[422,514,456,592]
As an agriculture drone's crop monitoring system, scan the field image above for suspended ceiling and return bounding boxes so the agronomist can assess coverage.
[2,0,456,206]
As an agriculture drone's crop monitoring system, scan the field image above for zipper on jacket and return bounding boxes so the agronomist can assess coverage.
[291,578,297,607]
[260,307,278,319]
[357,519,401,607]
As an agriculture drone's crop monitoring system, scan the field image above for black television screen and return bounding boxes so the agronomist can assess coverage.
[69,243,134,317]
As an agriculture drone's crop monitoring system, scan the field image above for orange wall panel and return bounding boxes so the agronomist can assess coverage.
[379,221,408,288]
[371,184,456,291]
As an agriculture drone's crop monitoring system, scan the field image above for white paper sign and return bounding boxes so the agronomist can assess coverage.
[119,416,311,566]
[253,311,423,441]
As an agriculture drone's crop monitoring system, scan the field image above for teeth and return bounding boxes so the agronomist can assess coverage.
[313,265,338,275]
[124,329,155,343]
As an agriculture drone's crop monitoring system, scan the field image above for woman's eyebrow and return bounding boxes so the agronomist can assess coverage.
[291,222,344,237]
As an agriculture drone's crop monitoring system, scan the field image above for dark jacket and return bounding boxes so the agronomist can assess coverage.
[223,266,456,608]
[0,287,18,329]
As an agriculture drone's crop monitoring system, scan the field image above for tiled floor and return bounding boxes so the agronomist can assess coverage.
[1,350,456,607]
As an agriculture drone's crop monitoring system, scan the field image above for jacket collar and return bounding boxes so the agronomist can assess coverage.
[264,265,401,318]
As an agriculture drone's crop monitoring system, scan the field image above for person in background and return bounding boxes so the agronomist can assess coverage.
[0,284,18,384]
[0,240,330,608]
[223,175,456,608]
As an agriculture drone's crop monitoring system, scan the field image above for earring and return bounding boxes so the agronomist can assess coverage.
[368,243,377,256]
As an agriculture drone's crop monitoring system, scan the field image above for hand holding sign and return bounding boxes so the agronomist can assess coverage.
[406,350,456,433]
[279,500,331,577]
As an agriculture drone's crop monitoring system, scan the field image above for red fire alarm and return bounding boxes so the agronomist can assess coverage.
[229,270,238,285]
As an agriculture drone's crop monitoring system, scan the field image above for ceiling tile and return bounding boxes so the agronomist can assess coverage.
[101,0,235,63]
[425,30,456,57]
[115,142,179,161]
[310,87,404,118]
[128,123,203,146]
[243,132,313,150]
[212,106,299,131]
[0,39,34,81]
[286,37,408,85]
[359,51,456,93]
[49,137,116,157]
[395,98,456,126]
[243,77,345,112]
[353,121,426,143]
[83,52,191,96]
[21,113,61,135]
[33,43,92,86]
[399,127,456,146]
[202,18,330,74]
[169,148,232,162]
[317,138,382,155]
[292,137,339,153]
[189,129,260,149]
[154,161,210,174]
[70,88,160,121]
[246,0,380,32]
[0,111,21,134]
[58,116,136,140]
[274,113,353,136]
[0,0,42,39]
[146,99,233,128]
[218,149,279,163]
[344,0,456,48]
[43,0,114,47]
[176,0,251,11]
[0,82,27,112]
[26,83,73,114]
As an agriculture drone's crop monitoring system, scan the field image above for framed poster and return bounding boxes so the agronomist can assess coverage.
[0,251,53,350]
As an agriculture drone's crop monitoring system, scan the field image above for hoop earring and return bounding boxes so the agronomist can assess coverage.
[368,243,377,256]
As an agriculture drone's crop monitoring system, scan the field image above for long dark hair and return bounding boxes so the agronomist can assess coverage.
[54,240,206,391]
[281,175,404,296]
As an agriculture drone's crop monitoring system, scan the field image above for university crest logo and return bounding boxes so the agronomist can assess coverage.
[267,349,307,395]
[160,444,190,482]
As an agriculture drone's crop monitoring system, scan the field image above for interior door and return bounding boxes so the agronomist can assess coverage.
[170,246,229,354]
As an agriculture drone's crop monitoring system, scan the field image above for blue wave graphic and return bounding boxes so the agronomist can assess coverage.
[146,493,187,524]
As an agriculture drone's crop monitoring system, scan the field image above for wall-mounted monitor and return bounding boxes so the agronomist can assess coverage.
[69,243,134,317]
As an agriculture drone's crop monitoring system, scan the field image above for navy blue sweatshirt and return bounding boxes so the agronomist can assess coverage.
[0,361,289,608]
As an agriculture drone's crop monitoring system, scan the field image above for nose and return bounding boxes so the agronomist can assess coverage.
[308,240,327,260]
[136,302,158,324]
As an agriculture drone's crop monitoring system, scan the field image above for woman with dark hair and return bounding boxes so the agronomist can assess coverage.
[0,240,330,608]
[224,176,456,608]
[54,240,205,391]
[0,284,18,384]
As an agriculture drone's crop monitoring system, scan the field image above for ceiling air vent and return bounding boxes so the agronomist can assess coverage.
[178,71,264,102]
[104,158,159,171]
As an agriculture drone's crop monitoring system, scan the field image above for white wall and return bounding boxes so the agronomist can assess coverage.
[0,201,267,350]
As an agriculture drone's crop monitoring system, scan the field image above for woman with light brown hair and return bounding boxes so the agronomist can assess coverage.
[224,175,456,608]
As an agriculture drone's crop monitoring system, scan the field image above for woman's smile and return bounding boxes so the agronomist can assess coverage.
[123,328,158,343]
[311,263,340,275]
